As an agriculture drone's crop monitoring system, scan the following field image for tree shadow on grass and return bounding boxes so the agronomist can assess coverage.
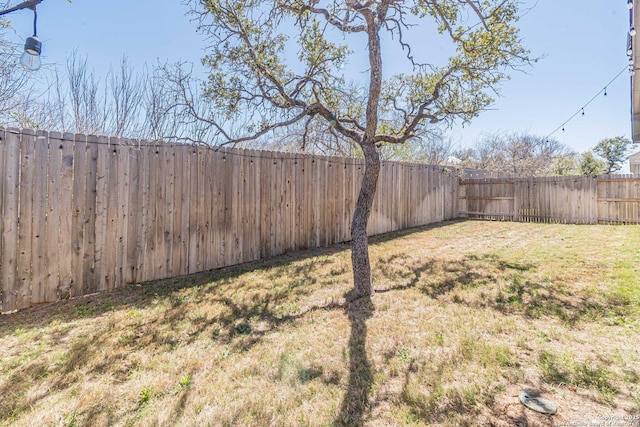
[0,284,349,425]
[0,244,347,336]
[0,219,463,332]
[0,246,352,425]
[334,295,374,427]
[372,251,634,326]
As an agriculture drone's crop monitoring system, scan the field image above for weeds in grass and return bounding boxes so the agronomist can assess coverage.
[138,386,154,408]
[178,374,192,390]
[539,350,618,397]
[62,411,78,427]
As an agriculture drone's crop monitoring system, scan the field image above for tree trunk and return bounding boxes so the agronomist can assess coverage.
[348,8,383,300]
[350,141,380,299]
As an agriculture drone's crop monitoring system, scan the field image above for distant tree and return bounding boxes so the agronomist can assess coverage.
[108,56,144,137]
[0,50,206,141]
[592,136,632,174]
[543,153,579,176]
[186,0,533,299]
[381,129,454,165]
[66,51,108,134]
[142,65,183,141]
[257,114,362,157]
[578,151,607,175]
[0,18,31,122]
[456,132,573,176]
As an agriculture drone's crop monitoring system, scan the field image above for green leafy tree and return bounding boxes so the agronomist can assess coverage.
[578,151,607,175]
[592,136,632,174]
[188,0,532,299]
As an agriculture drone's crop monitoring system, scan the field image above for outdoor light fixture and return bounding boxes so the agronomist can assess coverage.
[632,27,638,37]
[0,0,45,71]
[629,0,634,10]
[20,35,41,70]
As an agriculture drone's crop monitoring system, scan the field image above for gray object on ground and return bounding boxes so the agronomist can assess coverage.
[519,389,558,415]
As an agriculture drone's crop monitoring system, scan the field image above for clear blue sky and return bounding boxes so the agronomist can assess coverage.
[4,0,638,167]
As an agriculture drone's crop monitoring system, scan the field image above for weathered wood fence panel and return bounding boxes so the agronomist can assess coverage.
[0,128,459,313]
[460,175,640,224]
[597,176,640,224]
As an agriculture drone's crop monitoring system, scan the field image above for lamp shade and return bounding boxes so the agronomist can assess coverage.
[20,36,41,71]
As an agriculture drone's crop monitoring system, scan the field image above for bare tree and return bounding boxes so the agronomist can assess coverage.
[66,51,108,134]
[108,56,143,137]
[154,62,236,144]
[457,132,574,176]
[140,65,182,141]
[0,17,31,122]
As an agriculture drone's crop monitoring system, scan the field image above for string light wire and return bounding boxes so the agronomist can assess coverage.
[545,65,628,140]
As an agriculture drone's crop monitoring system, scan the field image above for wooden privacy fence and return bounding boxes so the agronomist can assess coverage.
[0,128,459,313]
[459,175,640,224]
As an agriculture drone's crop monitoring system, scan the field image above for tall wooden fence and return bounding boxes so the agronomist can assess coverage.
[459,175,640,224]
[0,128,459,313]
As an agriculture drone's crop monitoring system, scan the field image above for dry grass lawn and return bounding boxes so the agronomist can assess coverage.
[1,220,639,426]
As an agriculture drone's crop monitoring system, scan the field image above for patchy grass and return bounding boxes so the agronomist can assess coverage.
[1,220,639,426]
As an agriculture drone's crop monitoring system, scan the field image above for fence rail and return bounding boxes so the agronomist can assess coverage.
[459,175,640,224]
[0,128,459,313]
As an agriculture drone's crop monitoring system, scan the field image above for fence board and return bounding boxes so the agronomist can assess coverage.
[116,144,131,287]
[93,138,110,290]
[71,134,87,297]
[126,146,141,283]
[82,137,99,293]
[16,131,35,309]
[178,146,192,276]
[58,135,75,297]
[0,128,5,310]
[171,146,186,276]
[104,137,120,290]
[154,147,168,279]
[156,146,171,278]
[31,133,49,304]
[44,133,63,302]
[1,130,20,311]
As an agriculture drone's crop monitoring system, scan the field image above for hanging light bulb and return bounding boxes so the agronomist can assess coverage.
[604,87,608,96]
[0,1,45,71]
[629,0,634,9]
[629,47,634,56]
[20,36,41,71]
[631,27,637,36]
